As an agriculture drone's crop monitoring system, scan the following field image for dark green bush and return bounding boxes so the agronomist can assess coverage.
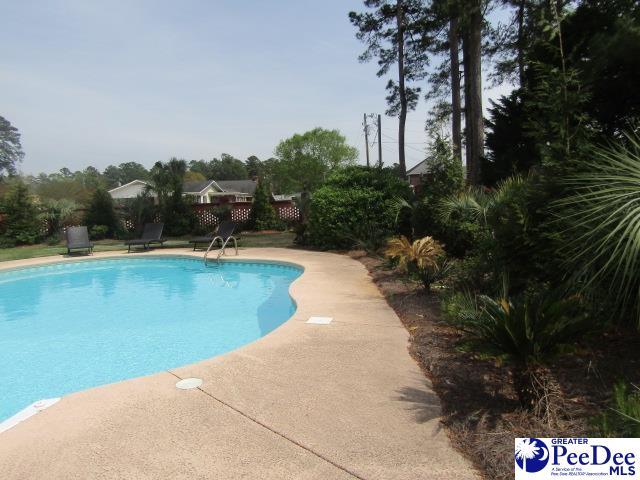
[89,224,109,240]
[0,236,17,248]
[404,137,469,254]
[307,166,411,250]
[248,180,282,231]
[413,201,480,257]
[150,158,196,236]
[438,174,562,295]
[0,181,42,245]
[84,189,120,238]
[121,192,156,236]
[159,194,196,236]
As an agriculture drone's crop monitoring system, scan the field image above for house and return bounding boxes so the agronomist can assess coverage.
[182,179,257,203]
[406,160,431,193]
[107,180,151,200]
[108,179,257,204]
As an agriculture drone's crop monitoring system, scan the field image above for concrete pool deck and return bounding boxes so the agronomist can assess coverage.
[0,248,479,479]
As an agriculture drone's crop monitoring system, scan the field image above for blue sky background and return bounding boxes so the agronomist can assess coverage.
[1,0,513,174]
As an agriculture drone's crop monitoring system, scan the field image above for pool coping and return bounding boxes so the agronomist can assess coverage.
[0,248,479,479]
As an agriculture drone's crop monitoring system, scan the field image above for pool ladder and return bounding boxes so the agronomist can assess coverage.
[203,235,238,265]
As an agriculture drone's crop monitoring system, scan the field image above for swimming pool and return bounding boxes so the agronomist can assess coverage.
[0,256,302,423]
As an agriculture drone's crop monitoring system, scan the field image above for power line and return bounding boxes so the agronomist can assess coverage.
[379,143,423,165]
[380,133,427,155]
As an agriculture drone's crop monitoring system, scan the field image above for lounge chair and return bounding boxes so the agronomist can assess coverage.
[125,222,166,253]
[192,220,238,255]
[189,220,238,252]
[66,226,94,255]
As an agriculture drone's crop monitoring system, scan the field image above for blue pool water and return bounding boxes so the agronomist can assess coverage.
[0,257,301,422]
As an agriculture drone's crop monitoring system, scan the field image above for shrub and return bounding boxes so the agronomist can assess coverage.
[89,224,109,240]
[408,137,467,250]
[121,192,156,236]
[413,201,481,257]
[150,158,196,236]
[385,235,448,290]
[0,181,42,244]
[42,198,78,238]
[444,280,591,414]
[438,174,560,294]
[160,194,196,236]
[0,236,16,248]
[597,382,640,437]
[307,166,411,250]
[84,189,120,238]
[248,180,281,231]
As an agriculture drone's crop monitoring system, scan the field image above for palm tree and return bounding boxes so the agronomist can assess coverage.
[148,158,192,235]
[385,235,447,290]
[515,438,540,472]
[554,131,640,326]
[437,174,527,227]
[42,198,77,236]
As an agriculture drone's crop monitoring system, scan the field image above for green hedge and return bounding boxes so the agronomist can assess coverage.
[307,166,411,250]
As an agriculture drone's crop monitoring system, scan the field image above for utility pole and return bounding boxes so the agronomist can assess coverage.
[377,114,382,167]
[363,113,370,167]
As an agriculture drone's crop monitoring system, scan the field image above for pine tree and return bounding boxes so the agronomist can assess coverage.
[349,0,428,176]
[248,180,279,231]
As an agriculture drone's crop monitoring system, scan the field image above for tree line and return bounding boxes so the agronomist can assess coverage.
[0,122,359,204]
[349,0,639,181]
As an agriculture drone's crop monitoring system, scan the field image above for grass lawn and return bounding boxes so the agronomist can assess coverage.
[0,231,296,262]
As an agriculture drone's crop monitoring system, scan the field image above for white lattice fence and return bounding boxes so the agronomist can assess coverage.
[231,205,251,223]
[276,204,300,221]
[122,218,135,231]
[192,202,298,226]
[193,206,220,228]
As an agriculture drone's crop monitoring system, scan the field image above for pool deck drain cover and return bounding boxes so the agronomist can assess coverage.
[306,316,333,325]
[176,378,203,390]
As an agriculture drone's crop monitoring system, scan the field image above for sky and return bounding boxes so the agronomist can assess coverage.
[1,0,513,175]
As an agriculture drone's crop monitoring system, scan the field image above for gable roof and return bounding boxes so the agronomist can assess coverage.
[406,159,430,176]
[182,180,217,194]
[215,180,257,195]
[107,179,150,194]
[181,179,257,195]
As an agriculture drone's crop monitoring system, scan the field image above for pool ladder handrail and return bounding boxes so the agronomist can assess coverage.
[203,235,238,264]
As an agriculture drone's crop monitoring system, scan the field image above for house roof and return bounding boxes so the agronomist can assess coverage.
[107,179,150,194]
[272,194,292,201]
[406,159,431,176]
[216,180,257,195]
[110,179,258,196]
[182,180,216,194]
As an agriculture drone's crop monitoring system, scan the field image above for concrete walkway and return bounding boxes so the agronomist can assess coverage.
[0,248,478,479]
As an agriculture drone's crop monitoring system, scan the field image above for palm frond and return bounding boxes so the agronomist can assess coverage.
[390,196,413,223]
[554,130,640,325]
[437,188,486,224]
[385,235,447,289]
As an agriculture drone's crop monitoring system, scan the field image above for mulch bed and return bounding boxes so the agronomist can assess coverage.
[355,253,640,479]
